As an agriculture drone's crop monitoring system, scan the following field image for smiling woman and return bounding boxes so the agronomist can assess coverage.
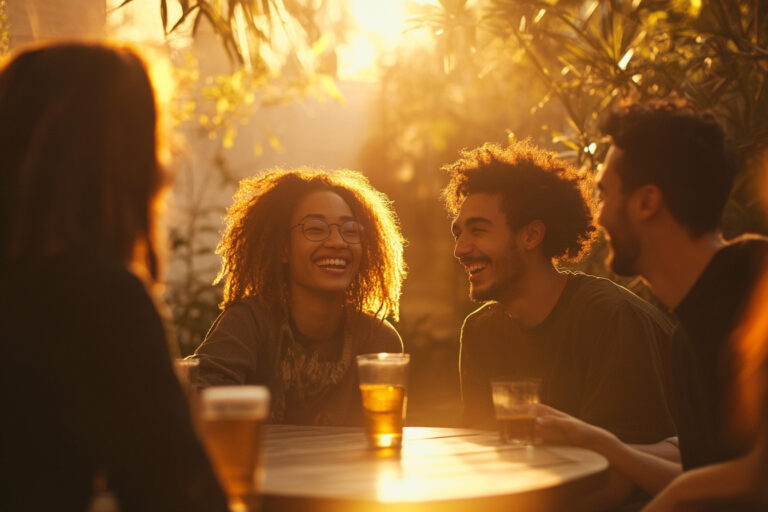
[192,167,406,426]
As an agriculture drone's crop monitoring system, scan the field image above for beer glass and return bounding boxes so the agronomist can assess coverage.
[491,379,540,446]
[173,358,200,410]
[200,386,270,512]
[356,353,410,449]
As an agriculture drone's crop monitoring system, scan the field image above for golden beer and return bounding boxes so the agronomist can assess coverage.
[356,353,410,450]
[201,386,269,512]
[360,384,406,449]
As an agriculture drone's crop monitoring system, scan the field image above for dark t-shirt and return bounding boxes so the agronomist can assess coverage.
[0,252,228,512]
[669,236,768,470]
[460,272,676,444]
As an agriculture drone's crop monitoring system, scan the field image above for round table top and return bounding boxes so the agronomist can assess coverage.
[261,424,608,511]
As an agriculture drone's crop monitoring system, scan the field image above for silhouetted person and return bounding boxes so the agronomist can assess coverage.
[537,101,768,509]
[0,42,228,512]
[193,168,406,425]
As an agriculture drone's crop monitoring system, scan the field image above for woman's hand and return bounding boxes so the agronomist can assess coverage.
[533,403,613,450]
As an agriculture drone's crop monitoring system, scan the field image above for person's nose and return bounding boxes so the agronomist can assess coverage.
[323,224,348,248]
[454,233,470,259]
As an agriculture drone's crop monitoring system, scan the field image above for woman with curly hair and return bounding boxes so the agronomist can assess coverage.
[193,168,406,426]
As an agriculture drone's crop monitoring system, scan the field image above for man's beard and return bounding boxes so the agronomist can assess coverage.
[606,207,641,277]
[470,251,526,303]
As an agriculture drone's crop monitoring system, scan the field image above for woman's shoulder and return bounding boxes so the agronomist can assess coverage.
[347,310,403,353]
[207,297,281,340]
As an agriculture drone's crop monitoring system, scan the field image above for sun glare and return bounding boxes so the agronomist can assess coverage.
[106,0,439,82]
[337,0,439,82]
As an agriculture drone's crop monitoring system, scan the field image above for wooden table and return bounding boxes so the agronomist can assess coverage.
[261,425,608,512]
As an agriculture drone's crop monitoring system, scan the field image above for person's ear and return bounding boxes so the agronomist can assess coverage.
[518,220,546,251]
[631,184,663,221]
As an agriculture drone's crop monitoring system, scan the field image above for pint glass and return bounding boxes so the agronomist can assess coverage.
[356,353,410,449]
[173,357,200,423]
[491,379,540,446]
[201,386,270,512]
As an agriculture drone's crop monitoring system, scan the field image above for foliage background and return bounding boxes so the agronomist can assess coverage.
[118,0,768,426]
[360,0,768,424]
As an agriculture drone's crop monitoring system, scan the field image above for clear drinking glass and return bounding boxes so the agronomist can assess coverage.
[200,386,270,512]
[356,353,410,449]
[173,358,199,402]
[491,378,541,446]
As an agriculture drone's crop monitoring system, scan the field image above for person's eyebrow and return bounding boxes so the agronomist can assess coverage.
[298,213,356,222]
[452,216,492,234]
[465,216,493,227]
[298,213,325,222]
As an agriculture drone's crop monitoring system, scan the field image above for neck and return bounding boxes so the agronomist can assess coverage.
[502,261,567,328]
[288,282,346,341]
[639,230,725,310]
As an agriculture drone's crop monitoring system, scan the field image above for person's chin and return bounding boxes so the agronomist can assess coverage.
[469,285,496,303]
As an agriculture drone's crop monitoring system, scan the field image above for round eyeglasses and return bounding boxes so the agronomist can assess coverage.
[291,219,364,244]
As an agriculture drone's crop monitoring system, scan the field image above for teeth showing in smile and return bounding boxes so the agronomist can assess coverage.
[315,257,349,269]
[466,262,487,275]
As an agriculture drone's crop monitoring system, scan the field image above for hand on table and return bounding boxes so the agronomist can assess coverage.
[533,403,612,450]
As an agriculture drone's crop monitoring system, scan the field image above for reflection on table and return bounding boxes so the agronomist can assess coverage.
[262,424,609,512]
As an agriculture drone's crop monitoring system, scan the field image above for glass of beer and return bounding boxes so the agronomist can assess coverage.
[491,378,541,446]
[200,386,270,512]
[356,353,410,449]
[174,358,200,408]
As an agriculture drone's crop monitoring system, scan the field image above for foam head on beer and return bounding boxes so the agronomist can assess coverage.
[201,386,270,420]
[201,386,270,511]
[356,353,410,449]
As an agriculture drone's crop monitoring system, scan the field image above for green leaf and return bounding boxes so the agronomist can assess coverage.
[169,3,200,33]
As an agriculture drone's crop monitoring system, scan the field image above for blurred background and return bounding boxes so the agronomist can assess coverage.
[5,0,768,425]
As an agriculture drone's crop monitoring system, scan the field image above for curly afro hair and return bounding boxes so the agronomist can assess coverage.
[442,140,597,262]
[215,167,406,320]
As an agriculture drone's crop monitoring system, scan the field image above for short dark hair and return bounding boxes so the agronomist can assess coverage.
[601,101,738,236]
[442,141,597,262]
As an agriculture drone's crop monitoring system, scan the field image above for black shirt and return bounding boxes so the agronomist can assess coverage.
[0,251,228,512]
[460,272,676,444]
[670,236,768,470]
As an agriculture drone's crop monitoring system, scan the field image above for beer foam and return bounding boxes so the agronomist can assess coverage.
[201,385,270,419]
[356,353,410,367]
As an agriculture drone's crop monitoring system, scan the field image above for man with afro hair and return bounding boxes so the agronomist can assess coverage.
[444,140,676,507]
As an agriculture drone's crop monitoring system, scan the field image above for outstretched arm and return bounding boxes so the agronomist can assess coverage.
[642,438,767,512]
[535,404,682,496]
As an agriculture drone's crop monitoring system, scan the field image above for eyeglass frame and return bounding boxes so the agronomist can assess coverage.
[290,218,365,244]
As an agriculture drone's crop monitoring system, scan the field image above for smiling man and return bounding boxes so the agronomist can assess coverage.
[442,141,675,448]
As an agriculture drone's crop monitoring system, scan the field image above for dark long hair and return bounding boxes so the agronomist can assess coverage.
[0,41,165,282]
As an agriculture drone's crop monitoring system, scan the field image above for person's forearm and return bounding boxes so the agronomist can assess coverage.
[589,432,682,495]
[631,437,680,463]
[643,453,758,512]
